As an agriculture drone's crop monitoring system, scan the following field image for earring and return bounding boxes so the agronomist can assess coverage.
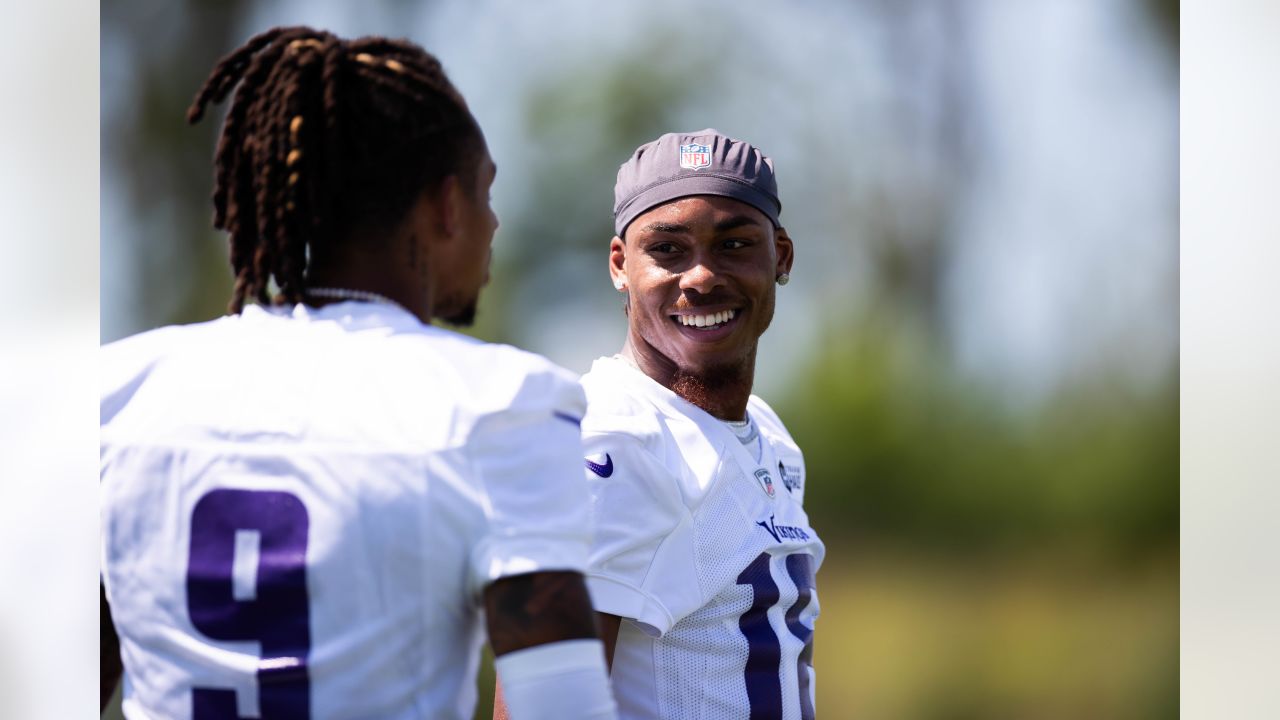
[776,273,790,286]
[614,279,627,291]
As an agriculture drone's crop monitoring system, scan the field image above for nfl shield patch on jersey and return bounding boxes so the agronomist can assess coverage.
[754,468,776,499]
[679,142,712,170]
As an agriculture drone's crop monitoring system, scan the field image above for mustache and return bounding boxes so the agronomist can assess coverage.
[670,293,743,312]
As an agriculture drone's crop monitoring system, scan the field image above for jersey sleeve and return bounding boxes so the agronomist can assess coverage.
[582,431,700,637]
[465,368,592,595]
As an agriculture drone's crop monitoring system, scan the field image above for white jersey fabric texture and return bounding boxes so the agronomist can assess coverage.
[580,356,825,720]
[101,302,591,720]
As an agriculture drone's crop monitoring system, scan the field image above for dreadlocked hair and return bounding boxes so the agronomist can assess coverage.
[187,26,484,313]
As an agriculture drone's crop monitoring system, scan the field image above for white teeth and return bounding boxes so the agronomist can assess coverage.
[677,309,737,328]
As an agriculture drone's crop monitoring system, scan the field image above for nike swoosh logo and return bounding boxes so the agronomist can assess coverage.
[553,411,582,427]
[585,454,614,478]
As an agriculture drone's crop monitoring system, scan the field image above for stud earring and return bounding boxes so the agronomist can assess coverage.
[776,273,790,286]
[614,279,627,291]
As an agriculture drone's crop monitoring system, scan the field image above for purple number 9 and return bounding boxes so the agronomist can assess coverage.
[187,489,311,719]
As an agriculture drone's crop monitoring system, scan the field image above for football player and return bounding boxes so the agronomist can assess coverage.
[583,130,823,719]
[100,27,616,720]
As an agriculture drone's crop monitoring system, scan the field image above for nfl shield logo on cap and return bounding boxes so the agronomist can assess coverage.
[678,142,712,171]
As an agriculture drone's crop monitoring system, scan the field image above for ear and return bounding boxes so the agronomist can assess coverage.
[438,175,464,240]
[609,236,628,291]
[774,226,795,277]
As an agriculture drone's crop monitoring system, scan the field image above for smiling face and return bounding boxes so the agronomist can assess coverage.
[612,195,794,391]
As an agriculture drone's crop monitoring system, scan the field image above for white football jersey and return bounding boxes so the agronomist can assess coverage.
[101,302,591,720]
[580,357,824,720]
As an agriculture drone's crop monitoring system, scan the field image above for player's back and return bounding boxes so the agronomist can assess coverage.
[101,302,590,720]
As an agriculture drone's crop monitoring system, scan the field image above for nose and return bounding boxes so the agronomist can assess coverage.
[678,256,724,294]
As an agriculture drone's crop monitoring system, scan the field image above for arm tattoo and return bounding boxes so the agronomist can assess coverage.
[483,571,598,657]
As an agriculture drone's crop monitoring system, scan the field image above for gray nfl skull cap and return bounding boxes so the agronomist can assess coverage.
[612,129,781,237]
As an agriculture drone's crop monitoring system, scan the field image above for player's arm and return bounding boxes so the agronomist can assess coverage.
[485,570,598,655]
[470,370,616,720]
[595,612,622,671]
[484,573,616,720]
[487,570,608,720]
[492,605,621,720]
[101,582,122,711]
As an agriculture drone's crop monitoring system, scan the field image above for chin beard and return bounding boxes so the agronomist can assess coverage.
[439,301,478,327]
[670,360,752,415]
[435,291,478,327]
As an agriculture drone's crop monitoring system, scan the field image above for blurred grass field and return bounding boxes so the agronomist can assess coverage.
[811,548,1177,720]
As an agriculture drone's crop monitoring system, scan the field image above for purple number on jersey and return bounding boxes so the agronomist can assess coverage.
[187,489,311,719]
[784,554,816,720]
[737,552,818,720]
[738,553,783,718]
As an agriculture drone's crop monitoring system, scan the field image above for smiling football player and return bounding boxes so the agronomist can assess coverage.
[583,130,825,720]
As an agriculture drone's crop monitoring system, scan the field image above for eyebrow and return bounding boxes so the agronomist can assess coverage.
[639,215,765,236]
[713,216,765,233]
[642,221,691,235]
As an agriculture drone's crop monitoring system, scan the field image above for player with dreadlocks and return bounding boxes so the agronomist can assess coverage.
[101,27,617,720]
[185,25,488,320]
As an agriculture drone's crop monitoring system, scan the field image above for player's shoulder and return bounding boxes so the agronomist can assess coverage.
[419,328,584,416]
[101,317,223,363]
[748,394,801,451]
[100,318,229,424]
[580,356,667,445]
[430,329,573,379]
[101,307,278,375]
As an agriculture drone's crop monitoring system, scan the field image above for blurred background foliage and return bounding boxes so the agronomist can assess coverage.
[103,1,1177,718]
